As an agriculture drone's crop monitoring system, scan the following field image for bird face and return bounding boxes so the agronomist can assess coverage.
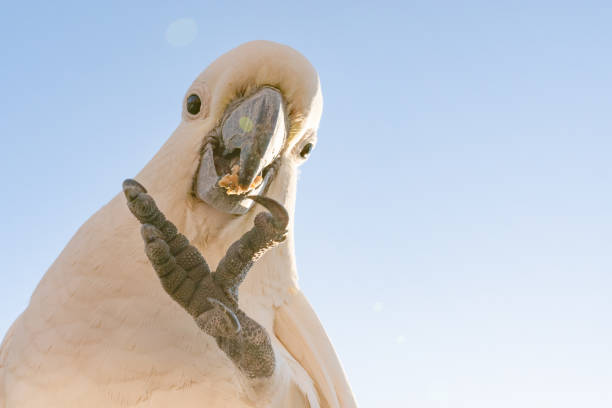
[188,85,316,215]
[161,41,321,215]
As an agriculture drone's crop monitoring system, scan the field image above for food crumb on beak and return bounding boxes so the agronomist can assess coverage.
[218,165,263,195]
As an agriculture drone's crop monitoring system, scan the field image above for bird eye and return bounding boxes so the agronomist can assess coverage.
[186,94,201,115]
[299,143,313,159]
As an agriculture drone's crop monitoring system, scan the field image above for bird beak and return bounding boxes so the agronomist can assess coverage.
[194,87,287,214]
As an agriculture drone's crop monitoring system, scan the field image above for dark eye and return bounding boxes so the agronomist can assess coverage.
[186,94,201,115]
[299,143,313,159]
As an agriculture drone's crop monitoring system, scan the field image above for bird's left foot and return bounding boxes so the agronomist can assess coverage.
[122,178,288,378]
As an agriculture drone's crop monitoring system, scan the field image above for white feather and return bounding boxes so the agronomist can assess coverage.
[0,41,355,408]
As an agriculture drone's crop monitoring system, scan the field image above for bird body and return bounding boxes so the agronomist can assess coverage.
[0,41,356,408]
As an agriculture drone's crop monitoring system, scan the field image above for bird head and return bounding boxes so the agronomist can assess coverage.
[143,41,322,218]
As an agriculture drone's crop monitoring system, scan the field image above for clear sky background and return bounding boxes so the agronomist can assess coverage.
[1,1,611,407]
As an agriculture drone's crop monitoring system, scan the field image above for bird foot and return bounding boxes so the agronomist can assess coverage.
[122,178,287,378]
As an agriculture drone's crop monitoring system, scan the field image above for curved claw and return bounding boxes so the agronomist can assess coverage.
[195,298,241,338]
[123,178,147,199]
[247,195,289,230]
[141,224,163,243]
[122,179,161,224]
[207,298,241,335]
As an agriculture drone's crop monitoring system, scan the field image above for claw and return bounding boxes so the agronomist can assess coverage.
[195,298,241,338]
[140,224,163,243]
[247,195,289,230]
[123,180,161,222]
[122,178,147,200]
[207,298,241,335]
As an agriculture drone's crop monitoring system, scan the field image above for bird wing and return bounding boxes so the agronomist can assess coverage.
[274,289,357,408]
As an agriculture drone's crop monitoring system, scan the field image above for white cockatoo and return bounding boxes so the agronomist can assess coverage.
[0,41,357,407]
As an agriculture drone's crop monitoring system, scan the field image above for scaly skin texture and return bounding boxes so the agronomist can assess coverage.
[122,178,288,379]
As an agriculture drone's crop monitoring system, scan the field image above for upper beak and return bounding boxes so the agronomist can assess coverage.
[221,87,286,190]
[194,87,287,215]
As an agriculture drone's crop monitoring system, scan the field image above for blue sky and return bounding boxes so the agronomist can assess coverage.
[1,1,611,406]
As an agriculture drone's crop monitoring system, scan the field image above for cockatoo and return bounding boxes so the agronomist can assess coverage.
[0,41,357,407]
